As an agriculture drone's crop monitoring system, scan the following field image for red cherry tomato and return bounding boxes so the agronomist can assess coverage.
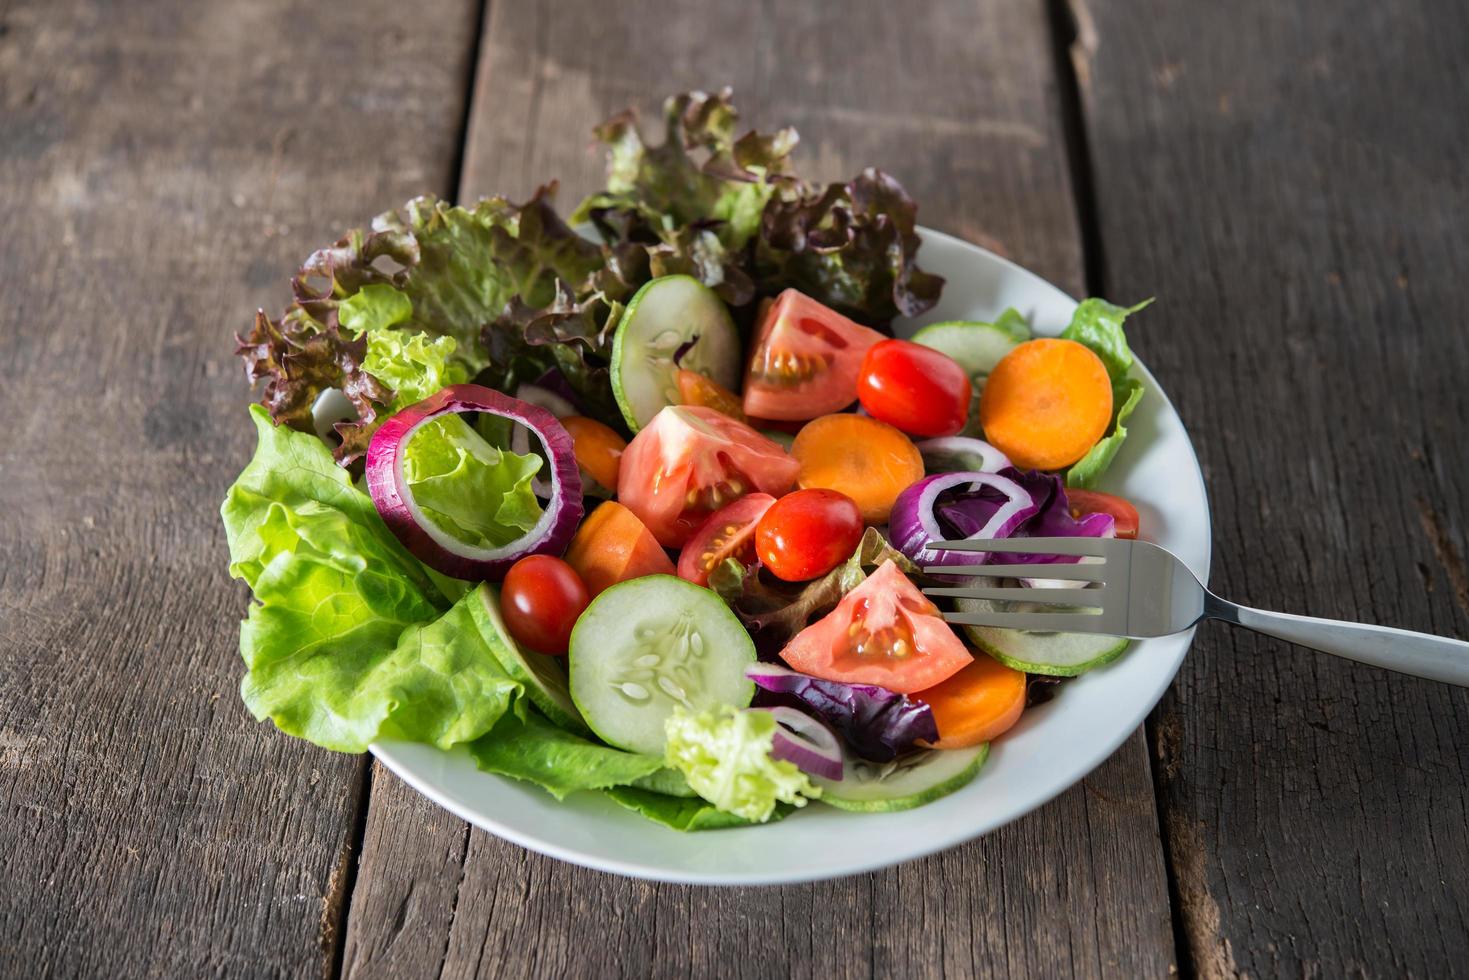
[499,555,590,656]
[856,339,971,437]
[1064,489,1140,539]
[754,488,864,582]
[677,494,777,587]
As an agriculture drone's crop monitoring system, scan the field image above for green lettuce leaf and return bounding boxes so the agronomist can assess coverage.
[402,414,543,549]
[223,407,527,752]
[237,185,606,464]
[1060,298,1152,488]
[1067,378,1144,489]
[709,527,916,647]
[468,709,664,800]
[602,785,785,831]
[663,705,819,822]
[572,88,798,256]
[1061,298,1150,380]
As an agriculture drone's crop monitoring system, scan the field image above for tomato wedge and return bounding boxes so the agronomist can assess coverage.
[617,405,800,548]
[741,289,886,421]
[676,494,776,587]
[779,560,972,694]
[1064,489,1140,539]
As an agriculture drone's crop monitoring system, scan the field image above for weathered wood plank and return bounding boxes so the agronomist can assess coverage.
[0,0,479,975]
[1076,0,1469,975]
[341,2,1177,977]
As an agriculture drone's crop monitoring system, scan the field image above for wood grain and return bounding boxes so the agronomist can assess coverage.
[0,0,479,975]
[340,2,1177,977]
[1076,0,1469,975]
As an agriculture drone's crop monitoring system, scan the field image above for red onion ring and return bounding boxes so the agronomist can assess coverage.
[366,384,583,581]
[754,706,844,781]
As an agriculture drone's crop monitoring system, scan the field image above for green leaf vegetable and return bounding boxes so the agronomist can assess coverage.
[223,406,532,752]
[602,785,785,832]
[401,415,543,549]
[709,527,918,646]
[663,705,820,823]
[469,709,664,800]
[1061,298,1152,488]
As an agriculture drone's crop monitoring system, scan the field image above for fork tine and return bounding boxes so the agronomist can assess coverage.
[942,610,1112,633]
[922,562,1108,582]
[923,585,1101,606]
[929,537,1108,557]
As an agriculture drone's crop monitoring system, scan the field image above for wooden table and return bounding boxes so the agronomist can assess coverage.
[3,0,1467,975]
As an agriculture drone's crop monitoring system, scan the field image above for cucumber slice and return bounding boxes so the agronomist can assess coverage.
[611,275,741,432]
[955,594,1130,676]
[815,744,989,812]
[469,584,588,732]
[569,575,756,756]
[630,767,698,798]
[912,317,1029,378]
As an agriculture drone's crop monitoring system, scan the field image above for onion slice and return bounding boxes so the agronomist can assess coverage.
[366,384,584,581]
[754,706,844,781]
[915,436,1010,475]
[888,471,1036,568]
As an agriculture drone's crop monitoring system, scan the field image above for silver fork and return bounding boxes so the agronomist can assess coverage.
[922,537,1469,687]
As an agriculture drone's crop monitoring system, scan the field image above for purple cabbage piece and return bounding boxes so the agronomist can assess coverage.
[987,467,1114,566]
[747,663,938,762]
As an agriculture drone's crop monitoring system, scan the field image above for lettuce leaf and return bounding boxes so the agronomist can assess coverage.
[754,168,944,324]
[468,709,664,800]
[1061,298,1152,488]
[401,414,543,549]
[663,705,819,822]
[572,88,798,255]
[237,186,605,464]
[709,527,916,648]
[602,785,784,831]
[1067,379,1144,489]
[223,407,527,752]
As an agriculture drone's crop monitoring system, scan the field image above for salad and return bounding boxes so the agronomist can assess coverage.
[222,89,1151,829]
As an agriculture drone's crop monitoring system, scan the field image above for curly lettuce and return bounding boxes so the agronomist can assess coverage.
[663,705,819,822]
[236,186,608,464]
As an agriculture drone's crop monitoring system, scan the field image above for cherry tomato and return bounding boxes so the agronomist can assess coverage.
[1064,489,1140,539]
[754,488,864,581]
[856,339,971,437]
[676,494,776,587]
[499,555,590,656]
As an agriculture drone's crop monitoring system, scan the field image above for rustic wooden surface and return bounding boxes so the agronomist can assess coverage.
[4,0,1467,976]
[0,0,480,975]
[1076,0,1469,975]
[339,2,1176,977]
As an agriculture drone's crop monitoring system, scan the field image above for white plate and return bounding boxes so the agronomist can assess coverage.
[372,229,1212,885]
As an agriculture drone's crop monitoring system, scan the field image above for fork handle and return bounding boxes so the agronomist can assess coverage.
[1207,597,1469,686]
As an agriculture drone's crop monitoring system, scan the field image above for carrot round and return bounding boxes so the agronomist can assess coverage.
[563,501,675,596]
[978,338,1113,470]
[790,414,924,524]
[560,415,627,490]
[913,653,1027,749]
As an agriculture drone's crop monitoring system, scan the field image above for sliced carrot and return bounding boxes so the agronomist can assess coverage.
[560,415,626,490]
[675,369,747,423]
[978,338,1113,471]
[913,653,1027,748]
[790,413,924,524]
[563,501,675,597]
